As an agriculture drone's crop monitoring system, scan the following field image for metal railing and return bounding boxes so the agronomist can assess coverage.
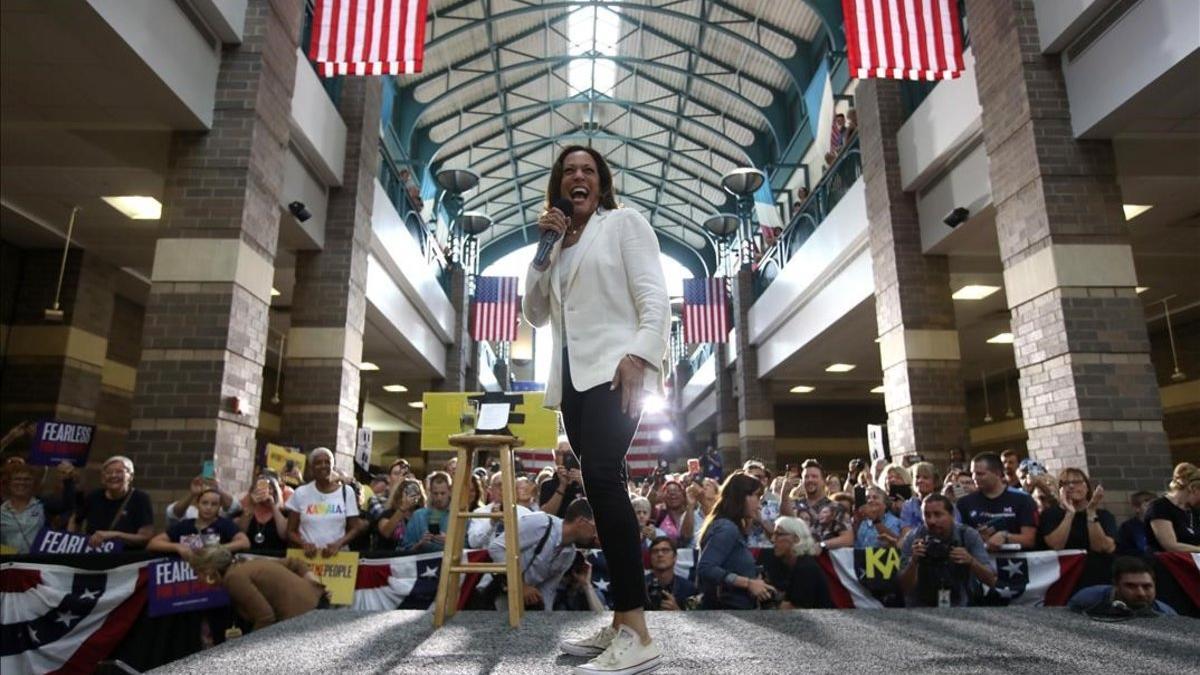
[378,140,452,296]
[300,0,344,106]
[754,135,862,297]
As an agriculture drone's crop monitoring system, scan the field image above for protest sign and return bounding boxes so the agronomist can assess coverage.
[266,443,306,476]
[28,420,95,467]
[32,529,123,555]
[147,558,230,617]
[286,549,359,605]
[355,428,373,472]
[420,392,557,450]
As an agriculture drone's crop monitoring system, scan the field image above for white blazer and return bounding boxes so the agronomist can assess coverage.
[523,207,670,409]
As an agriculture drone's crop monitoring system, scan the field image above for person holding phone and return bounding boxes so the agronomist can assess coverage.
[400,471,452,554]
[236,474,290,551]
[853,486,906,548]
[956,452,1037,553]
[900,462,956,530]
[539,440,586,518]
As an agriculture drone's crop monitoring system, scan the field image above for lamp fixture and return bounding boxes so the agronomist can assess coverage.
[1122,204,1152,221]
[870,385,885,394]
[459,211,493,236]
[408,401,426,409]
[825,363,856,373]
[952,285,1000,300]
[360,362,379,371]
[790,385,815,394]
[270,288,281,297]
[701,213,741,238]
[987,333,1014,344]
[1159,296,1187,382]
[434,168,479,193]
[719,167,766,197]
[102,196,161,220]
[1136,286,1149,294]
[383,384,408,393]
[981,370,993,423]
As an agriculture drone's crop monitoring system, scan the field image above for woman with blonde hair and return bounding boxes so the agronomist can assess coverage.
[760,516,833,609]
[1038,468,1116,553]
[1144,463,1200,552]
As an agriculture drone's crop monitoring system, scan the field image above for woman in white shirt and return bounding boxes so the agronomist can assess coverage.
[524,146,669,674]
[284,447,365,557]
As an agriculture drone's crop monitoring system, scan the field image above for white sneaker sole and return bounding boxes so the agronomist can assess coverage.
[559,640,608,657]
[571,653,662,675]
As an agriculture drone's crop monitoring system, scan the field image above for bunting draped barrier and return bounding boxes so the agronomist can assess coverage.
[3,551,1197,673]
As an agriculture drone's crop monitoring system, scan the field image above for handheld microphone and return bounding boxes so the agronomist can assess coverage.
[532,197,575,271]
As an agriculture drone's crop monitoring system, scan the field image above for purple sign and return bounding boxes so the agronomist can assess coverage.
[28,420,95,467]
[148,558,230,617]
[32,529,124,555]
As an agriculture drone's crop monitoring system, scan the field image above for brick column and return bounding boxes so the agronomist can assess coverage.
[712,342,740,470]
[730,269,774,467]
[282,77,381,471]
[127,0,302,502]
[0,249,115,428]
[858,79,970,464]
[967,0,1171,503]
[436,265,472,392]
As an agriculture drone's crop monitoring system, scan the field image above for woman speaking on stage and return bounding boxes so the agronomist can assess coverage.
[523,145,669,675]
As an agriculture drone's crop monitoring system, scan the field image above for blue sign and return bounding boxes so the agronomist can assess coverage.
[32,529,123,555]
[28,420,95,467]
[148,558,230,617]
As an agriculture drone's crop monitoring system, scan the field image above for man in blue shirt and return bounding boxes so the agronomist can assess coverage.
[1068,556,1177,617]
[1116,491,1155,556]
[956,452,1037,553]
[644,536,696,610]
[401,471,451,553]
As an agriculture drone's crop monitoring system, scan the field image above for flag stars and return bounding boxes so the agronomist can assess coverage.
[55,610,80,627]
[1001,559,1025,579]
[419,566,439,579]
[78,588,100,601]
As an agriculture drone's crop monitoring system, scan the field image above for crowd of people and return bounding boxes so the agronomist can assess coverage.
[2,438,1197,623]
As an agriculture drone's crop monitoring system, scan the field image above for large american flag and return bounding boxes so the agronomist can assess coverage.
[308,0,429,76]
[626,410,673,478]
[471,276,519,342]
[841,0,966,81]
[682,277,728,344]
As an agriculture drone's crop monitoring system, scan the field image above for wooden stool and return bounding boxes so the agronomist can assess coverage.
[432,433,525,628]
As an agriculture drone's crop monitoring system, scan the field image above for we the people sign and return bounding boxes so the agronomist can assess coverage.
[28,420,95,466]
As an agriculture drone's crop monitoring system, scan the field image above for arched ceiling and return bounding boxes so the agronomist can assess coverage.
[388,0,845,273]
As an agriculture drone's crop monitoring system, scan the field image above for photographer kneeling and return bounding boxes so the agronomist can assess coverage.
[898,493,996,607]
[645,536,697,611]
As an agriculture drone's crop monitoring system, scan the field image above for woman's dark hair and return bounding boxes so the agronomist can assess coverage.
[545,145,619,210]
[466,473,486,511]
[698,472,763,544]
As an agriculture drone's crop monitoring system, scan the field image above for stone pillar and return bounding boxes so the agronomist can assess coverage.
[967,0,1171,503]
[858,80,970,464]
[730,269,775,467]
[127,0,302,502]
[436,265,472,392]
[0,249,115,427]
[712,342,740,470]
[282,77,381,471]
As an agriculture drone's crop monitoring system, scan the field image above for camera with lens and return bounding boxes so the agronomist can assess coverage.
[647,576,667,610]
[922,536,952,562]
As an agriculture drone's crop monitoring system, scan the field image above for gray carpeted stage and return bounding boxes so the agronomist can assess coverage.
[151,607,1197,674]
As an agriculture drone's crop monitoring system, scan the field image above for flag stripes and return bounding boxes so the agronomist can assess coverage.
[308,0,429,76]
[470,276,519,342]
[842,0,965,81]
[682,277,728,344]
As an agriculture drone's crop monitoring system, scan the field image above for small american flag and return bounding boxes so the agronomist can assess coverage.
[471,276,519,342]
[682,277,728,344]
[308,0,429,77]
[841,0,965,81]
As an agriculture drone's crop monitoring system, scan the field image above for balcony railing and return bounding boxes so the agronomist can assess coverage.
[754,134,862,297]
[378,135,451,296]
[300,0,343,106]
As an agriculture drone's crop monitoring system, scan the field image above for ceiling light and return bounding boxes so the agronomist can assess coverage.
[383,384,407,393]
[952,285,1000,300]
[1136,286,1149,294]
[870,385,885,394]
[790,385,815,394]
[658,429,675,443]
[270,287,281,297]
[825,363,856,373]
[1122,204,1152,221]
[102,196,162,220]
[408,401,426,409]
[987,332,1014,344]
[360,362,379,371]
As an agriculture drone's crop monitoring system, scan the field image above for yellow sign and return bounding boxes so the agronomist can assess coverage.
[0,544,16,556]
[287,549,359,605]
[266,443,306,477]
[419,391,558,450]
[863,547,902,579]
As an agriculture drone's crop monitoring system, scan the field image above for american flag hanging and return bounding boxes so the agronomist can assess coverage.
[308,0,429,77]
[626,410,674,477]
[841,0,965,81]
[682,277,728,344]
[470,276,519,342]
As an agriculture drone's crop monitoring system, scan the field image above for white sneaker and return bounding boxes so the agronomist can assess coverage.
[559,625,617,657]
[572,625,662,675]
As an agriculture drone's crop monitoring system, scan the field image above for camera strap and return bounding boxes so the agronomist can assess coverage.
[522,515,555,577]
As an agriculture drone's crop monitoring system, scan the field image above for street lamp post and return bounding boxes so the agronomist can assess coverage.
[719,167,766,270]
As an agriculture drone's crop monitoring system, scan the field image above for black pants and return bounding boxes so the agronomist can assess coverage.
[560,350,647,612]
